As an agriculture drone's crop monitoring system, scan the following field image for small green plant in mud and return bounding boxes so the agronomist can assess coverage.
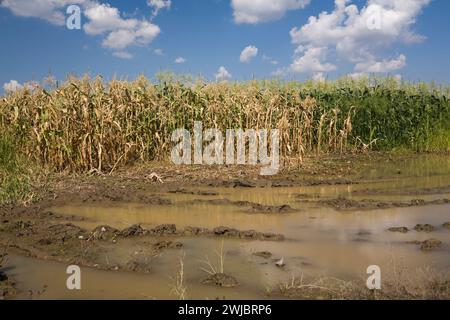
[170,253,188,300]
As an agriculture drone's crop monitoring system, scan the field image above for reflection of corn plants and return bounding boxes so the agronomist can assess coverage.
[0,75,448,173]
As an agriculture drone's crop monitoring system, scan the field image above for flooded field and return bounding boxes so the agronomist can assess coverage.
[1,155,450,299]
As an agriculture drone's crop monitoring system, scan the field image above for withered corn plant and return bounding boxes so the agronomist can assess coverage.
[0,75,448,173]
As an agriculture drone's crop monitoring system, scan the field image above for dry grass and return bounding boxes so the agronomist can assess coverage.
[278,264,449,300]
[170,253,188,300]
[279,273,362,300]
[200,240,226,275]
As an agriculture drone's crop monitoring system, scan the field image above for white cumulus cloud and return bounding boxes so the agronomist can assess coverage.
[0,0,86,25]
[231,0,311,24]
[240,45,258,63]
[290,46,336,73]
[215,66,232,81]
[147,0,171,16]
[84,3,160,51]
[3,80,23,92]
[1,1,161,57]
[287,0,430,74]
[355,54,406,73]
[175,57,186,64]
[83,3,132,36]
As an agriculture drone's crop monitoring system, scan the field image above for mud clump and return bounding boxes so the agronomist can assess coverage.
[247,204,296,214]
[0,276,17,300]
[410,199,426,206]
[211,179,256,188]
[0,252,18,299]
[8,221,87,244]
[10,220,36,237]
[295,193,321,200]
[125,257,152,273]
[352,185,450,197]
[213,226,239,237]
[318,197,396,210]
[91,224,178,239]
[414,224,436,233]
[135,196,172,206]
[152,240,183,251]
[239,230,260,239]
[201,273,239,288]
[389,225,437,234]
[36,223,87,245]
[183,226,209,236]
[231,180,256,188]
[321,197,366,210]
[300,197,450,211]
[259,233,284,241]
[356,230,372,236]
[121,224,145,237]
[212,226,284,241]
[388,227,409,233]
[82,192,172,206]
[187,198,296,214]
[168,189,219,196]
[253,251,272,259]
[86,223,284,242]
[420,239,442,251]
[187,199,251,207]
[47,223,87,242]
[406,240,422,245]
[299,196,388,210]
[89,225,120,241]
[149,224,177,235]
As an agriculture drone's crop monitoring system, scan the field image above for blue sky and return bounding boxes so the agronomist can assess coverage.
[1,0,449,92]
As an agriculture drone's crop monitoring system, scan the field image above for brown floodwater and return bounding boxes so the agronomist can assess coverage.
[5,155,450,299]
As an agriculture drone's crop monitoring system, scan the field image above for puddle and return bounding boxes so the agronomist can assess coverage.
[4,155,450,299]
[7,253,264,300]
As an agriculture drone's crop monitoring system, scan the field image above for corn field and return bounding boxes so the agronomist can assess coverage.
[0,75,449,173]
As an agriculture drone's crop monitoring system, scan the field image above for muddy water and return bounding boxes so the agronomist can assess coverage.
[6,155,450,299]
[7,253,264,300]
